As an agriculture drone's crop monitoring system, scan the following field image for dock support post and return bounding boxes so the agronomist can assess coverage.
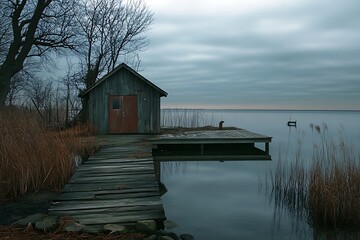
[265,142,269,154]
[154,160,161,183]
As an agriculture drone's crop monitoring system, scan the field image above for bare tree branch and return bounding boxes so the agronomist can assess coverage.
[0,0,77,108]
[76,0,153,89]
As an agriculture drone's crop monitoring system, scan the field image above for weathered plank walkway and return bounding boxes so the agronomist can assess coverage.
[48,135,165,230]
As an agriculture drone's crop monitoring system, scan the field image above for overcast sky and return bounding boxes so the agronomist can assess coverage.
[138,0,360,110]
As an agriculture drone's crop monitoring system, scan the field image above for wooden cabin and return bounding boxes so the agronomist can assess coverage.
[80,63,167,134]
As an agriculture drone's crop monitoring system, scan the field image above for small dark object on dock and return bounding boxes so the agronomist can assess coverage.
[287,121,297,127]
[219,121,224,130]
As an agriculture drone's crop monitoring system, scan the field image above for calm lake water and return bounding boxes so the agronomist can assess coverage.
[159,109,360,240]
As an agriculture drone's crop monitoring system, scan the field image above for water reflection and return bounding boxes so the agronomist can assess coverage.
[154,160,188,182]
[158,160,280,240]
[161,161,188,177]
[162,159,360,239]
[157,110,360,239]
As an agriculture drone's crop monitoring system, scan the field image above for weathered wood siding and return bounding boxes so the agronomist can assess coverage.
[87,68,162,134]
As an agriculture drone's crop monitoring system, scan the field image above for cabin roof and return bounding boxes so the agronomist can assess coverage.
[79,63,168,97]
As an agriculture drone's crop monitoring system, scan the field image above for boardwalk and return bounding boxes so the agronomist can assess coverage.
[48,135,165,230]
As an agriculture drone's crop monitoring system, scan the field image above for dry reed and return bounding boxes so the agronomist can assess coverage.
[0,109,97,200]
[307,134,360,228]
[270,124,360,229]
[161,108,216,128]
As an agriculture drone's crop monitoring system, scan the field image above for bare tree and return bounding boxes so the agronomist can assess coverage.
[27,77,52,109]
[77,0,153,89]
[26,77,54,122]
[124,52,144,72]
[6,71,26,106]
[5,59,45,106]
[59,59,79,126]
[0,0,77,109]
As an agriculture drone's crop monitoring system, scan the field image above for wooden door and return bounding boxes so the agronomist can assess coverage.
[108,95,138,133]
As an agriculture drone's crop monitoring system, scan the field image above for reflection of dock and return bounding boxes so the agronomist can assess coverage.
[151,129,272,161]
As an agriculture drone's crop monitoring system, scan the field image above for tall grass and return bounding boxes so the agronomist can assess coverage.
[270,124,360,229]
[161,109,216,128]
[0,109,97,199]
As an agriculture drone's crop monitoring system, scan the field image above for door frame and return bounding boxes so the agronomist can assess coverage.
[108,95,138,134]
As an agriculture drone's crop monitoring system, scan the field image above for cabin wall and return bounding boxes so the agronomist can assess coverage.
[87,68,161,134]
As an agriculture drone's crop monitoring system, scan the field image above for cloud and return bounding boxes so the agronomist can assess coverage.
[141,0,360,109]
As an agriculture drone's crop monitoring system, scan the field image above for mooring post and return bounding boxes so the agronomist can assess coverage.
[219,121,224,130]
[154,160,161,183]
[265,142,269,154]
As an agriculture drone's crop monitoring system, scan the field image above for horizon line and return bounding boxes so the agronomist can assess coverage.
[160,107,360,112]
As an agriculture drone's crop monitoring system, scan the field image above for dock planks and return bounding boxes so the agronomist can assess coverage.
[48,135,165,228]
[151,129,272,144]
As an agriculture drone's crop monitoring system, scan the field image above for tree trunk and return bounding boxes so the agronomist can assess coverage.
[0,68,13,109]
[65,84,70,126]
[79,94,89,124]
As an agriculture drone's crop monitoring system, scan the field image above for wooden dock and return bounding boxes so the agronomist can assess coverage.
[151,129,272,161]
[48,135,165,230]
[48,129,271,231]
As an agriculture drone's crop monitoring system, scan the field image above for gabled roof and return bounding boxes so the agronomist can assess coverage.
[79,63,167,97]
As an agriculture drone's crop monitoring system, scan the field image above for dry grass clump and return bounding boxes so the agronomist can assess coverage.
[0,109,97,200]
[58,123,98,138]
[307,129,360,228]
[58,123,98,160]
[161,108,216,128]
[270,124,360,229]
